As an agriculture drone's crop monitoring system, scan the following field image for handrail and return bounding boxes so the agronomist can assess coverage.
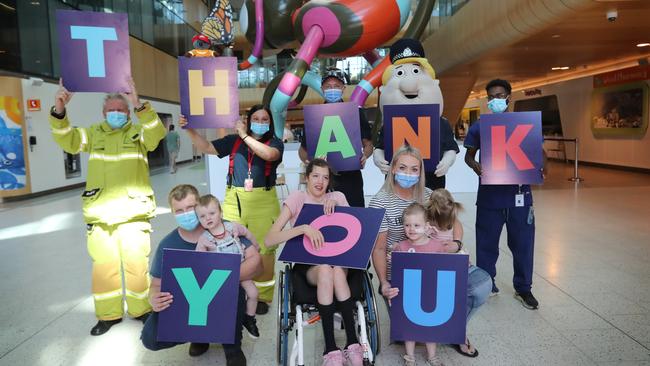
[543,137,583,182]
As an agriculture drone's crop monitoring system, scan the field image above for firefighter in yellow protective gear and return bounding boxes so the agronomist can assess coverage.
[49,78,166,336]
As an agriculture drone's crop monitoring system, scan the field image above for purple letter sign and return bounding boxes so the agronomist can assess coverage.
[56,10,131,92]
[158,249,241,344]
[278,204,384,269]
[383,104,440,171]
[178,57,239,129]
[479,111,543,185]
[390,252,468,344]
[304,102,363,172]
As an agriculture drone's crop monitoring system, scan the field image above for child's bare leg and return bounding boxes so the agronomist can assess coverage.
[425,342,437,359]
[405,341,416,357]
[241,279,258,316]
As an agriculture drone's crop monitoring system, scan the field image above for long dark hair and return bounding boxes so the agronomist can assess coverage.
[305,158,333,192]
[245,104,275,141]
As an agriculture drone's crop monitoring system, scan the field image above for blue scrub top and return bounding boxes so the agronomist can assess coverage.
[464,121,533,209]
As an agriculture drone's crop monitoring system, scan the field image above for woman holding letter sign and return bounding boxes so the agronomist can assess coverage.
[181,104,282,314]
[265,159,365,366]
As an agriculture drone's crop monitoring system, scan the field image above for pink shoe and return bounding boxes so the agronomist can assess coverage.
[322,349,345,366]
[344,343,365,366]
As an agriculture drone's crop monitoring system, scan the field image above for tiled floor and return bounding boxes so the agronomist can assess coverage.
[0,161,649,365]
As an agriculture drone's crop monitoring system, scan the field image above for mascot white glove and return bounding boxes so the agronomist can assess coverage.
[373,148,391,175]
[434,150,457,177]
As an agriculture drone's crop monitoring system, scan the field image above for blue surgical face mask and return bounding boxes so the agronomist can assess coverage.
[487,98,508,113]
[106,111,128,129]
[394,172,419,189]
[250,122,270,136]
[323,88,343,103]
[175,211,199,231]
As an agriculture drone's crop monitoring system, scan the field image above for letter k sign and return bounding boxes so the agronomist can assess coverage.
[491,124,534,171]
[172,268,231,326]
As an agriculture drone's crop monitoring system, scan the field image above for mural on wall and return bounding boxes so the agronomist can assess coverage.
[591,65,650,138]
[0,96,27,191]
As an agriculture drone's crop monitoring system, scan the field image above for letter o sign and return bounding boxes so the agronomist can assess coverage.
[303,212,361,257]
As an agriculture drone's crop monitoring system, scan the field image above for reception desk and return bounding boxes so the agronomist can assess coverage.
[207,141,477,202]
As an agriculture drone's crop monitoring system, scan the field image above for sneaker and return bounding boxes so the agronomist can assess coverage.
[188,342,209,357]
[490,282,500,297]
[343,343,364,366]
[426,355,445,366]
[515,291,539,310]
[243,314,260,338]
[256,301,269,315]
[322,350,344,366]
[402,354,416,366]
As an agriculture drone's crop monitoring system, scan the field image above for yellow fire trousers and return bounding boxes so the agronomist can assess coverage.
[87,220,152,320]
[223,187,280,302]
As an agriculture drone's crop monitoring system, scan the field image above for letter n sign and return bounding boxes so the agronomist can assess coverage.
[479,111,544,185]
[178,57,239,128]
[383,104,441,172]
[56,10,131,92]
[303,103,363,172]
[390,252,468,344]
[158,249,241,344]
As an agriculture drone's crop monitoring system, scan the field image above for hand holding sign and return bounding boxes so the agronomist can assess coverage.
[54,79,74,115]
[120,77,142,110]
[301,224,325,250]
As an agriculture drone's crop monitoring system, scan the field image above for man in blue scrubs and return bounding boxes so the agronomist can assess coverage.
[464,79,540,310]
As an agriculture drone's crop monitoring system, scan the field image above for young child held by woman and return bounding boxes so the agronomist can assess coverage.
[393,189,465,366]
[194,194,261,339]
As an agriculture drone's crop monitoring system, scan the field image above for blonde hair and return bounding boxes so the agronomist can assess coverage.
[168,184,199,207]
[381,144,426,203]
[197,194,222,211]
[425,188,462,230]
[402,202,428,222]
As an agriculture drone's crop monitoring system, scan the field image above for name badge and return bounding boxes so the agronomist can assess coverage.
[244,178,253,192]
[515,194,524,207]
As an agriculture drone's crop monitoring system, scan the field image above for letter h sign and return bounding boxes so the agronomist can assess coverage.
[478,111,544,185]
[178,57,239,128]
[390,252,468,344]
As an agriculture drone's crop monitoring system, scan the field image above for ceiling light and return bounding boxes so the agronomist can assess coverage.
[637,43,650,48]
[551,66,570,70]
[551,34,560,38]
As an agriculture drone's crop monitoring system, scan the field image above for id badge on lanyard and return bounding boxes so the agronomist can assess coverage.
[244,149,254,192]
[515,185,524,207]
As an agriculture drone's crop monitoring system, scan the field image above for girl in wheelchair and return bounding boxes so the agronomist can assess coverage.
[266,158,365,366]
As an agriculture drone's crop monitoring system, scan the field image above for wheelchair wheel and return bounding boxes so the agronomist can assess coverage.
[363,272,381,358]
[276,265,292,366]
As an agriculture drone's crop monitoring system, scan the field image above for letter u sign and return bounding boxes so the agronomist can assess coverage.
[403,269,455,326]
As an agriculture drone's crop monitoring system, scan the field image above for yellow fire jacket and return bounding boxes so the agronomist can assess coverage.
[49,102,167,225]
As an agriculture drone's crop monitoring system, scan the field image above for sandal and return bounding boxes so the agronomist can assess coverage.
[451,339,479,358]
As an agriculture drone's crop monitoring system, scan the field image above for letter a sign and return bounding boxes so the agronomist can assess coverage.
[479,111,544,185]
[158,249,241,344]
[304,103,363,172]
[390,252,468,344]
[56,10,131,92]
[178,57,239,128]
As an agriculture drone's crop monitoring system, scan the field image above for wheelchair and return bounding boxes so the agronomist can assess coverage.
[276,264,381,366]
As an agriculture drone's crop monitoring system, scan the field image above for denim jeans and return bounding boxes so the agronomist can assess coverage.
[140,286,245,357]
[466,265,491,320]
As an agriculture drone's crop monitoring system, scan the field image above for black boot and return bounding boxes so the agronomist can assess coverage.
[134,312,151,323]
[90,319,122,336]
[255,301,269,315]
[188,342,209,357]
[225,349,247,366]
